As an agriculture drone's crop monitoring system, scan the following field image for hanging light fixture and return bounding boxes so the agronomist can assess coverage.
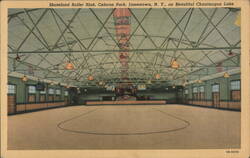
[223,72,230,78]
[147,80,152,84]
[183,79,188,87]
[171,59,180,69]
[155,74,161,79]
[197,79,202,83]
[172,85,176,89]
[50,82,54,85]
[21,75,28,82]
[228,50,234,56]
[88,75,94,81]
[65,61,74,70]
[99,81,104,86]
[15,54,21,61]
[77,87,80,94]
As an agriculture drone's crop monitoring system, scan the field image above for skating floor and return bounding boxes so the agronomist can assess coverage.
[8,104,240,149]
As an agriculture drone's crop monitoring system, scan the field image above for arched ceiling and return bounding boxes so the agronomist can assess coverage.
[8,8,240,87]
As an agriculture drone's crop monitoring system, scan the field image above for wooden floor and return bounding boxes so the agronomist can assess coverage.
[8,104,240,149]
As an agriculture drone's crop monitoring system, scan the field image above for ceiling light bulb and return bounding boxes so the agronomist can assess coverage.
[65,62,74,70]
[155,74,160,79]
[171,59,180,69]
[223,72,230,78]
[21,76,28,82]
[88,75,94,81]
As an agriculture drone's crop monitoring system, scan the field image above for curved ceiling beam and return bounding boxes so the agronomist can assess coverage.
[9,34,240,54]
[8,46,240,54]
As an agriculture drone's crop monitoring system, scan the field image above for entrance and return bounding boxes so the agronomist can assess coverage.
[212,92,220,108]
[8,84,16,114]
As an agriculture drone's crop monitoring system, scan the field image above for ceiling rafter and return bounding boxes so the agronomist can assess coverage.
[8,8,241,86]
[129,8,158,49]
[15,14,57,69]
[199,8,232,47]
[15,9,49,52]
[52,9,88,51]
[196,9,231,47]
[195,8,218,47]
[8,56,76,83]
[9,46,240,54]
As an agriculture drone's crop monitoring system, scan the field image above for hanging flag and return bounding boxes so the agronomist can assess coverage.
[113,8,131,89]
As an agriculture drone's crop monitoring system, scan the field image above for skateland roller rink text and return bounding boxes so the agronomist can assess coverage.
[49,1,235,7]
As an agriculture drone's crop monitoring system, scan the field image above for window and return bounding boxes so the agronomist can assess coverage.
[64,91,69,103]
[184,89,188,94]
[199,86,204,92]
[55,89,61,100]
[231,80,240,101]
[212,84,219,92]
[27,85,36,103]
[56,89,61,95]
[48,88,54,101]
[65,91,69,96]
[28,86,36,94]
[193,87,198,93]
[8,84,16,94]
[193,87,198,100]
[184,89,189,101]
[199,86,205,100]
[39,89,46,102]
[230,80,240,90]
[48,88,54,94]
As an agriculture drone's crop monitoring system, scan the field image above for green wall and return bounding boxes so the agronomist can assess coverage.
[8,76,69,103]
[8,72,240,103]
[185,73,240,101]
